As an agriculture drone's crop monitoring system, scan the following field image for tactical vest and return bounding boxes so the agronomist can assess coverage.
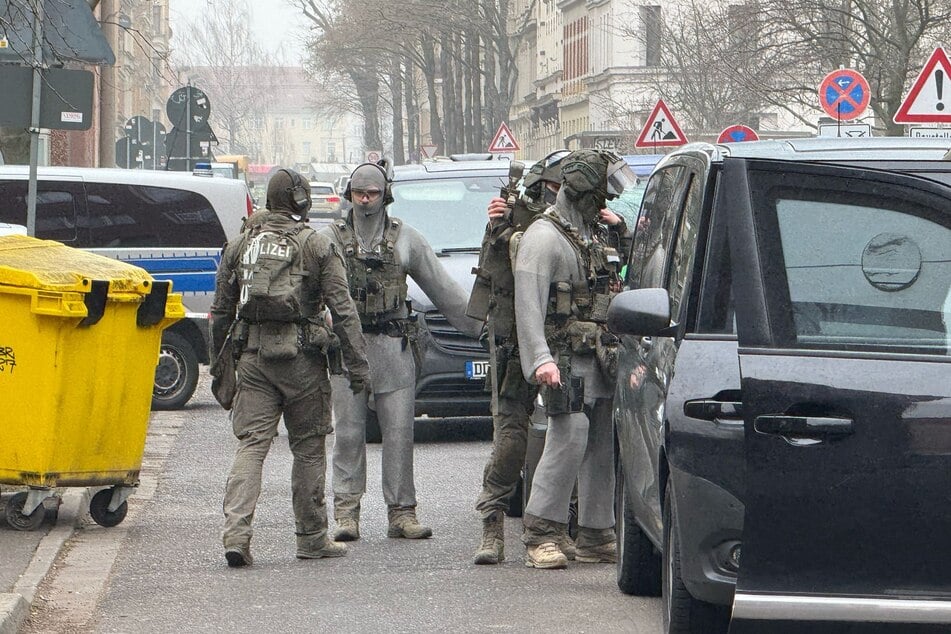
[466,196,547,341]
[237,222,315,323]
[331,216,409,328]
[537,210,621,354]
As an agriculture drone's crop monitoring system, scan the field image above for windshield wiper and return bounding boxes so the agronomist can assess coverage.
[438,247,481,255]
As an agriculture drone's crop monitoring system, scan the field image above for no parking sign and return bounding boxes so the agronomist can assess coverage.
[818,69,870,121]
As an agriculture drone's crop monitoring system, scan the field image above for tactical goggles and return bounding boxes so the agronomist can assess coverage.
[351,188,383,201]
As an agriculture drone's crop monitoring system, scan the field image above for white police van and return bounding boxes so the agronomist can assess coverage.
[0,166,252,409]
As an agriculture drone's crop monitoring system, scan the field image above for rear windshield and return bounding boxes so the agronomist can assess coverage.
[311,186,334,195]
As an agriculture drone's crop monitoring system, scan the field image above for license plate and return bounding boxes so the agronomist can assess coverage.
[465,360,490,380]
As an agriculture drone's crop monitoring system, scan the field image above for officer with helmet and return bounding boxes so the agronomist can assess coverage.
[512,149,638,569]
[210,168,370,567]
[469,150,629,565]
[322,160,482,542]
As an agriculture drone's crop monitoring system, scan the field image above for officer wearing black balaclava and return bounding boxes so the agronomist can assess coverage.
[511,149,637,569]
[321,160,482,542]
[210,168,369,567]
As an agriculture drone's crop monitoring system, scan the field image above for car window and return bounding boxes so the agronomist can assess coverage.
[626,165,686,289]
[310,186,334,195]
[0,180,80,244]
[750,168,951,355]
[607,180,647,227]
[695,173,735,335]
[389,175,503,250]
[84,183,225,248]
[666,174,703,321]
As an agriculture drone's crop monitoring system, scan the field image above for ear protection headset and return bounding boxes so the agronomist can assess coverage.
[281,168,312,215]
[343,158,394,206]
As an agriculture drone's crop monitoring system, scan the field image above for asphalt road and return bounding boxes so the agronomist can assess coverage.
[23,374,663,633]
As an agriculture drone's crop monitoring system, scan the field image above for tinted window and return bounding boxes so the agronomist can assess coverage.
[606,180,647,227]
[0,180,80,243]
[695,176,735,335]
[84,183,225,248]
[310,186,334,195]
[626,165,686,289]
[389,175,504,250]
[751,168,951,355]
[666,174,702,320]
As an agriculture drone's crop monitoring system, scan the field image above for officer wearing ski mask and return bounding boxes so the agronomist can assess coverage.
[512,149,637,569]
[321,160,482,541]
[471,151,629,565]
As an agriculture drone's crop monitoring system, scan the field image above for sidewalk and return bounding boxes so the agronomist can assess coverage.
[0,488,87,634]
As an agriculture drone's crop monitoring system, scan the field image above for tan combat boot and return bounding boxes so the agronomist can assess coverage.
[296,534,348,559]
[525,541,568,569]
[473,510,505,565]
[387,506,433,539]
[559,534,577,561]
[333,495,361,542]
[575,540,617,564]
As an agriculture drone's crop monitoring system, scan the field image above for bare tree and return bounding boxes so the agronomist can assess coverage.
[173,0,277,154]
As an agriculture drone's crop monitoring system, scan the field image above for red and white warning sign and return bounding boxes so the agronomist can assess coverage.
[634,99,688,149]
[488,122,520,152]
[894,47,951,124]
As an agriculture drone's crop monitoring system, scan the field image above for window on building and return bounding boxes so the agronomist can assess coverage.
[152,4,163,35]
[728,3,760,52]
[302,141,312,159]
[640,5,662,67]
[303,118,313,130]
[326,142,336,162]
[275,118,285,129]
[290,118,296,128]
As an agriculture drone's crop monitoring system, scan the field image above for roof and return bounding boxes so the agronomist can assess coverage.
[709,137,951,162]
[394,160,510,181]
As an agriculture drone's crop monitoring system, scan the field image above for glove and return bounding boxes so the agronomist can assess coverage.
[349,375,369,394]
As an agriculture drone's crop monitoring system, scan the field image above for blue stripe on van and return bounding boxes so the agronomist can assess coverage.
[122,255,220,294]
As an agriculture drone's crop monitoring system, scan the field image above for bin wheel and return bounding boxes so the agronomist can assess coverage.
[89,489,128,527]
[152,330,199,410]
[4,492,46,531]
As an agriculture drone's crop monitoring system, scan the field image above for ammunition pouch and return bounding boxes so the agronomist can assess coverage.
[543,375,585,416]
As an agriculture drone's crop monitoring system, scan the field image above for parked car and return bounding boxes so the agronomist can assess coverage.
[0,166,252,410]
[353,159,510,441]
[307,181,343,225]
[608,137,951,633]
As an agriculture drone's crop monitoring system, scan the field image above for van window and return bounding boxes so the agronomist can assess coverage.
[83,183,225,248]
[0,180,80,244]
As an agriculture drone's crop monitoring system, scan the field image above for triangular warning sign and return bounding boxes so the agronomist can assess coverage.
[895,47,951,123]
[488,122,520,152]
[634,99,688,149]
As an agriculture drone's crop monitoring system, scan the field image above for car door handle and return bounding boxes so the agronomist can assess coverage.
[754,415,854,438]
[683,399,742,422]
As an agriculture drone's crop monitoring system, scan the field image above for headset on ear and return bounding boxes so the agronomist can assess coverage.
[281,168,311,215]
[343,158,394,206]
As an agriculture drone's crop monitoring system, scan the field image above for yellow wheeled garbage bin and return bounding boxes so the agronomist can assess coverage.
[0,235,184,530]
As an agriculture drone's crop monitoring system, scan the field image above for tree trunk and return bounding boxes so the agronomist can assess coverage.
[390,55,406,164]
[439,35,455,154]
[453,33,466,151]
[403,58,417,160]
[421,34,445,153]
[350,68,382,153]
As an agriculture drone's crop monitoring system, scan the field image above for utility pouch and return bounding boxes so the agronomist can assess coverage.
[210,335,237,410]
[566,320,599,354]
[553,281,573,317]
[258,321,299,361]
[232,320,250,359]
[543,375,584,415]
[596,331,620,382]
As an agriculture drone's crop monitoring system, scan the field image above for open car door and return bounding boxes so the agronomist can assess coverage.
[721,158,951,633]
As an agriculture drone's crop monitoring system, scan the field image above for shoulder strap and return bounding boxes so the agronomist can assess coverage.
[538,210,588,264]
[383,216,402,253]
[331,219,357,257]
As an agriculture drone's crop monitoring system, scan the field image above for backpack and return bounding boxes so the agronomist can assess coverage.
[237,223,314,323]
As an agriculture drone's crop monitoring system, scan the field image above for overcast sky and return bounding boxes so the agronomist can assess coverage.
[169,0,307,64]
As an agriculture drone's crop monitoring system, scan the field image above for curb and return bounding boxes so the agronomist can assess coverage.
[0,488,88,634]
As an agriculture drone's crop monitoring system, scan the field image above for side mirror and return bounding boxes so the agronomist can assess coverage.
[607,288,672,336]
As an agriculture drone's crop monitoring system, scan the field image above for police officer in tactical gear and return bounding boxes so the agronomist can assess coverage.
[210,168,370,567]
[322,160,482,542]
[512,149,637,569]
[470,150,629,565]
